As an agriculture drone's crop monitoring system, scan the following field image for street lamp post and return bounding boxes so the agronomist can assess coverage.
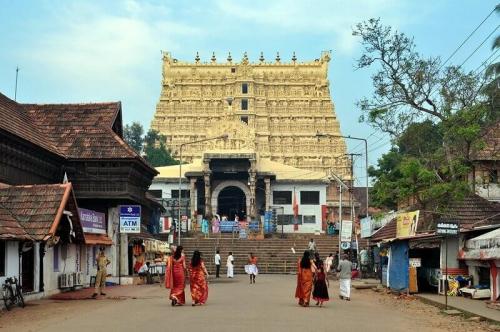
[316,132,369,221]
[178,134,229,245]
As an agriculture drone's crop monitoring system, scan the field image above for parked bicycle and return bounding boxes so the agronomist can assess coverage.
[2,277,25,310]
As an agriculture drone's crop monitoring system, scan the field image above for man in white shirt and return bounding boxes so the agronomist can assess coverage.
[227,252,234,278]
[215,250,221,278]
[138,261,152,284]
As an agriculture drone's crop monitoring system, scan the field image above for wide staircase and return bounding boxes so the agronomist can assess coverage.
[180,234,339,275]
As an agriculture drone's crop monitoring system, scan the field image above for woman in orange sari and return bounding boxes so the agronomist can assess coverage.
[189,250,209,306]
[295,251,316,307]
[165,245,186,306]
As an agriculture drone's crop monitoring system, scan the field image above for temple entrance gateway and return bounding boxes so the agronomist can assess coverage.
[217,186,246,219]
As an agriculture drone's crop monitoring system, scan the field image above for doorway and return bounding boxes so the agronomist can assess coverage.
[21,243,35,293]
[217,186,246,220]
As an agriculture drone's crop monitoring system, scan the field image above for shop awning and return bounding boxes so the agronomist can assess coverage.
[458,228,500,260]
[84,233,114,246]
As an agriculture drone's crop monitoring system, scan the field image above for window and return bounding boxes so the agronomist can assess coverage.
[273,191,292,204]
[277,215,302,225]
[303,215,316,224]
[53,245,59,272]
[241,116,248,124]
[148,190,162,198]
[490,170,498,184]
[171,190,190,199]
[231,67,236,73]
[242,83,248,94]
[0,241,5,276]
[300,191,320,205]
[241,99,248,110]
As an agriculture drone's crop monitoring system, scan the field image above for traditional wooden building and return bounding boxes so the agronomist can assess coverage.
[0,92,159,298]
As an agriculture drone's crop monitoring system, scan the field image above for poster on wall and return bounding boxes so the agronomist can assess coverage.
[340,220,353,242]
[119,205,141,233]
[360,217,372,238]
[78,208,106,234]
[396,210,420,238]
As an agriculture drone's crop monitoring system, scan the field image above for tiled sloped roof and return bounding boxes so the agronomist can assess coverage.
[0,93,61,156]
[0,203,31,240]
[370,217,397,241]
[474,120,500,161]
[23,102,140,159]
[0,184,71,241]
[446,194,500,229]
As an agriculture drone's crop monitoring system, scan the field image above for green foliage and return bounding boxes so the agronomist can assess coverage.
[123,122,144,153]
[143,129,179,167]
[355,18,498,211]
[122,122,179,167]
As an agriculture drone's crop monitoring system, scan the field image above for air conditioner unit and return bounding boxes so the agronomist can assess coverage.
[75,272,83,286]
[68,274,74,288]
[58,274,69,288]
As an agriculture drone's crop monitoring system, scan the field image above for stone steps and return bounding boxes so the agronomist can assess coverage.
[179,235,339,274]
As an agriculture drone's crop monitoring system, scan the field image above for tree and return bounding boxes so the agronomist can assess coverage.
[122,122,179,167]
[353,18,485,136]
[143,129,179,167]
[123,122,144,154]
[354,19,497,211]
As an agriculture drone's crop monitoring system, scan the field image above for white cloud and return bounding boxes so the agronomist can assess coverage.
[215,0,424,54]
[21,1,202,94]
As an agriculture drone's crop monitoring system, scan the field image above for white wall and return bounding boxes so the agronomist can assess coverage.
[0,241,20,285]
[440,237,460,269]
[149,181,188,199]
[43,243,85,296]
[476,184,500,202]
[270,183,326,233]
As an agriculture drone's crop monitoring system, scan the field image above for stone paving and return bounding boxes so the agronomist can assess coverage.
[0,275,497,332]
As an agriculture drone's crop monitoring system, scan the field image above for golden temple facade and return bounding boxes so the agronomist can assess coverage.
[151,51,349,178]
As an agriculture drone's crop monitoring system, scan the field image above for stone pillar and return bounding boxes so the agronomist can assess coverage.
[204,172,212,217]
[264,177,271,211]
[248,160,257,218]
[189,178,197,217]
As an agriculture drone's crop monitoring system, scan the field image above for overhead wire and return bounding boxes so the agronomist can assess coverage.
[459,24,500,68]
[439,6,497,70]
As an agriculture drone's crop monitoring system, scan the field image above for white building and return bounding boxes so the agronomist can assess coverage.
[150,152,330,234]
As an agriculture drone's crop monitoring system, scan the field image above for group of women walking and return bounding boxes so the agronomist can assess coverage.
[165,246,259,306]
[165,246,209,306]
[295,251,330,307]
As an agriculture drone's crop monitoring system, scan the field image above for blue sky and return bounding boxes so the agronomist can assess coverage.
[0,0,498,184]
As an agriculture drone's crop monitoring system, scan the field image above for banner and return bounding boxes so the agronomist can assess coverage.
[119,205,141,233]
[396,210,420,238]
[340,220,353,242]
[78,208,106,234]
[360,216,372,238]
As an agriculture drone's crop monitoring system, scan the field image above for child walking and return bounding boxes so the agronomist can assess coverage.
[312,262,329,307]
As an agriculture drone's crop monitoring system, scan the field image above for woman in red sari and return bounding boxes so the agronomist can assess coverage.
[189,250,209,306]
[295,251,316,307]
[165,245,186,306]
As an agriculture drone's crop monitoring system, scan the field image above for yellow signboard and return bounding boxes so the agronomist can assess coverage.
[396,211,420,238]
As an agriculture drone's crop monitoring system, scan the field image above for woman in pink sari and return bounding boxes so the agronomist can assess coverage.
[165,246,186,306]
[189,250,209,306]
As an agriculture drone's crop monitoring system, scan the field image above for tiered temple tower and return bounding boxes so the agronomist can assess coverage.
[151,51,349,178]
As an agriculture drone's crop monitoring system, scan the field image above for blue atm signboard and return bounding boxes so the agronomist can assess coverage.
[120,205,141,233]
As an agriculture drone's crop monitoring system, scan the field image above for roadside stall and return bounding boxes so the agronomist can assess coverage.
[458,227,500,301]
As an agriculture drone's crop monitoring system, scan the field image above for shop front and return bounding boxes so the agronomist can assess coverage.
[459,227,500,301]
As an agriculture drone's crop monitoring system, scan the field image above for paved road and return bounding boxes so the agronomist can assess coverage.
[0,275,494,332]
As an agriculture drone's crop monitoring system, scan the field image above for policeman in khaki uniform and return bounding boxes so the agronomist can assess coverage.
[92,247,110,298]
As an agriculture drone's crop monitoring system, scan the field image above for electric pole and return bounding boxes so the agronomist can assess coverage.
[14,66,20,101]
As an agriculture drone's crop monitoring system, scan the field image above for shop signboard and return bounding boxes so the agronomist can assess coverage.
[78,208,106,234]
[409,258,422,267]
[340,220,353,242]
[119,205,141,233]
[360,216,372,238]
[436,220,459,236]
[160,216,171,233]
[396,210,420,238]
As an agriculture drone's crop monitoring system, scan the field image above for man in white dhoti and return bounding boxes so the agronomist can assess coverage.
[227,252,234,278]
[337,254,353,301]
